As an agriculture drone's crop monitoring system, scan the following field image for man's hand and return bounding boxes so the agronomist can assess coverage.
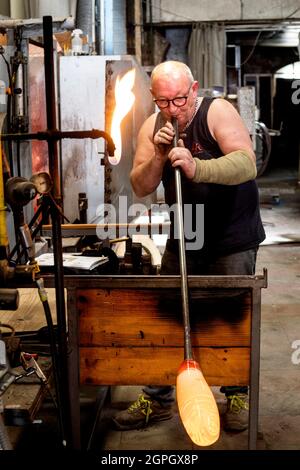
[153,121,175,146]
[168,139,196,179]
[153,121,175,161]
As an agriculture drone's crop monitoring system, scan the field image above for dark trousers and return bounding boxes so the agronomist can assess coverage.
[160,244,258,276]
[143,245,258,405]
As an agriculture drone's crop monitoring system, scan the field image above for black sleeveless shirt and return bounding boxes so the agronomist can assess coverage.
[157,97,265,256]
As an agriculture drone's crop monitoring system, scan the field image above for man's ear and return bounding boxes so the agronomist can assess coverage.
[192,81,199,95]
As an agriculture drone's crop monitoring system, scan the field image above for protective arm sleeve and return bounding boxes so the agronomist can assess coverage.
[192,150,257,185]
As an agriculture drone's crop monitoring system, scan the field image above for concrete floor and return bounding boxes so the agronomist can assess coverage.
[2,168,300,452]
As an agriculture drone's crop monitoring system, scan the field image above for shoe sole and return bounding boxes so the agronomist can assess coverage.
[112,412,173,431]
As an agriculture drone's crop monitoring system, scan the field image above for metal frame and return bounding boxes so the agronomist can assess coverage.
[243,73,274,128]
[45,270,267,450]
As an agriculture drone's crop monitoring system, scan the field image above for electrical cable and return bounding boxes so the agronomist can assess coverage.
[36,278,64,437]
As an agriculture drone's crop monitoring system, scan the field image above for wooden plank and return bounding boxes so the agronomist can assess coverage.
[3,382,43,421]
[0,288,57,332]
[79,347,250,386]
[78,289,251,347]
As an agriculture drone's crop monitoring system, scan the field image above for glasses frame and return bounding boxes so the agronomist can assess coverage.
[153,83,193,109]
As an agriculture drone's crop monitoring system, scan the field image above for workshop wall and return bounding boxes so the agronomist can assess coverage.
[150,0,300,22]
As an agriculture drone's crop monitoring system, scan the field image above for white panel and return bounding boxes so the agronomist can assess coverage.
[59,56,119,223]
[59,54,154,223]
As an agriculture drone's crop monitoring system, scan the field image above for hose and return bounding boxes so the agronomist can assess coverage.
[36,277,64,439]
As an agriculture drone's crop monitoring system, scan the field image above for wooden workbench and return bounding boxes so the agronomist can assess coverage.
[50,271,267,450]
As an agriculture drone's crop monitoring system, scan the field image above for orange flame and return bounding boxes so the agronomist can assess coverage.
[109,68,136,165]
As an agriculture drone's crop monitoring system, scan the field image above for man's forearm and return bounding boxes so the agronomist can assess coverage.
[192,150,257,185]
[130,153,165,197]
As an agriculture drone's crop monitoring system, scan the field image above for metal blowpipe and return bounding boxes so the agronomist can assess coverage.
[171,116,220,447]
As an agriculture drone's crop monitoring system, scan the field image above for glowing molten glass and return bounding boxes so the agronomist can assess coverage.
[109,68,136,165]
[176,360,220,447]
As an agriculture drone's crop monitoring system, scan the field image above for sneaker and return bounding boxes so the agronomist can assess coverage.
[112,394,173,430]
[223,393,249,432]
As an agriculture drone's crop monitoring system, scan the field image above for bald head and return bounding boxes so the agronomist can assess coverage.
[150,61,194,89]
[150,61,198,129]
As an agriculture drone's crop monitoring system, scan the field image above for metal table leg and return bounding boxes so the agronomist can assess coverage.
[248,287,262,449]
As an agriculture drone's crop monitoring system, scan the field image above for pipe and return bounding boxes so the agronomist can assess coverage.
[43,16,60,200]
[172,117,192,359]
[76,0,94,52]
[172,117,220,447]
[94,0,101,55]
[41,222,171,237]
[0,129,115,157]
[42,15,70,447]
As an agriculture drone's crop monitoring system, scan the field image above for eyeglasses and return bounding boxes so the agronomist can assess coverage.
[153,84,193,109]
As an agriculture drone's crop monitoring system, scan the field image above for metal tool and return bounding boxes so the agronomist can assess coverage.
[171,117,192,360]
[171,116,220,447]
[19,352,48,384]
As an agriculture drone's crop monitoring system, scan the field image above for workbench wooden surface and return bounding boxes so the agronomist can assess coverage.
[1,288,57,331]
